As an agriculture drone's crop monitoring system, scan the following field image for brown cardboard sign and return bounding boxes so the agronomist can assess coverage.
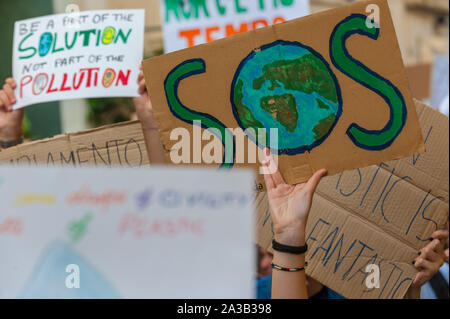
[0,121,149,168]
[256,100,449,299]
[405,63,432,101]
[143,0,424,189]
[1,100,446,299]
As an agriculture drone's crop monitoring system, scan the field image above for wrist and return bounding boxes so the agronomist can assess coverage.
[140,121,159,132]
[0,126,23,142]
[138,114,158,130]
[274,223,306,246]
[273,251,306,268]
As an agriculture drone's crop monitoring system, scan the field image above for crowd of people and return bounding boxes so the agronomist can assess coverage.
[1,70,448,299]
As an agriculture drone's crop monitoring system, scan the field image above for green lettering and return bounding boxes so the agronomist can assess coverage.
[96,30,101,46]
[165,59,235,168]
[165,0,210,22]
[79,29,96,46]
[281,0,294,6]
[114,29,132,44]
[18,33,37,59]
[274,0,294,8]
[191,0,209,19]
[215,0,226,15]
[234,0,247,13]
[65,32,78,50]
[165,0,180,23]
[330,14,407,150]
[52,33,64,53]
[259,0,265,10]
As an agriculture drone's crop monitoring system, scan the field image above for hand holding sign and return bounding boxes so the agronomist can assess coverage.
[262,148,327,247]
[143,0,425,187]
[133,69,158,130]
[411,228,448,288]
[262,147,327,299]
[0,78,17,112]
[0,78,24,145]
[12,9,145,109]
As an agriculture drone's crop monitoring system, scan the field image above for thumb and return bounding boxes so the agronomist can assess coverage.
[304,169,327,196]
[412,271,425,288]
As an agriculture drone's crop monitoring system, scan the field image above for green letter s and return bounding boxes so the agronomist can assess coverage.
[164,59,235,168]
[330,14,407,150]
[18,33,37,60]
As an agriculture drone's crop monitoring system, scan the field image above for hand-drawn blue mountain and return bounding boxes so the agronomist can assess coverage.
[20,241,121,299]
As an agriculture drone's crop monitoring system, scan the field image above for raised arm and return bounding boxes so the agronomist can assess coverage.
[262,148,326,299]
[133,70,167,165]
[0,78,24,149]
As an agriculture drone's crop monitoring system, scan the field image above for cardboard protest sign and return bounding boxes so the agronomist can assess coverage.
[405,63,432,101]
[161,0,310,53]
[256,99,449,299]
[0,120,148,168]
[1,99,446,299]
[12,9,145,109]
[144,0,425,190]
[0,165,254,298]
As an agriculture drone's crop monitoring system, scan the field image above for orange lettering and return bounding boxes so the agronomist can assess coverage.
[272,16,285,24]
[179,29,201,47]
[206,26,220,42]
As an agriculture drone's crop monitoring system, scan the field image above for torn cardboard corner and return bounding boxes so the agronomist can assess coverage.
[0,120,149,168]
[256,99,449,299]
[143,0,424,190]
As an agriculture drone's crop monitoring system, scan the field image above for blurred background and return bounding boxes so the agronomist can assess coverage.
[0,0,448,140]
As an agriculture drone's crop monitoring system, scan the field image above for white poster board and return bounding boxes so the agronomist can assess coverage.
[161,0,310,53]
[431,55,449,116]
[0,166,254,299]
[12,9,145,109]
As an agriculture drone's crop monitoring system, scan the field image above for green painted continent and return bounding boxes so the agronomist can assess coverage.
[260,93,298,132]
[253,53,338,104]
[313,113,336,141]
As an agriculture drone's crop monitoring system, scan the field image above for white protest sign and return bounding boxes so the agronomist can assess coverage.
[0,166,254,298]
[161,0,310,53]
[12,9,145,109]
[431,55,449,116]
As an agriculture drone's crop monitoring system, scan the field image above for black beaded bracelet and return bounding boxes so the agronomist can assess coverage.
[272,239,308,254]
[272,263,305,272]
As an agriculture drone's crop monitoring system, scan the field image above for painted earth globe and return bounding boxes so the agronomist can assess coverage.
[230,40,342,155]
